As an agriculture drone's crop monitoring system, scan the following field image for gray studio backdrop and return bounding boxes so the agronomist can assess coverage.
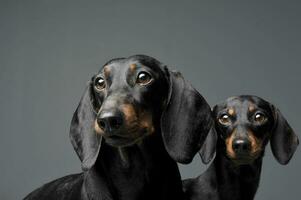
[1,0,300,199]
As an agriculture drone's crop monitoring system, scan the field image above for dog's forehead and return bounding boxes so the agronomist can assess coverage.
[99,57,164,76]
[226,97,252,109]
[100,59,131,74]
[217,95,271,114]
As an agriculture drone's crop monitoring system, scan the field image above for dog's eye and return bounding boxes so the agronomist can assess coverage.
[219,114,231,125]
[94,77,106,91]
[136,72,152,85]
[254,112,267,124]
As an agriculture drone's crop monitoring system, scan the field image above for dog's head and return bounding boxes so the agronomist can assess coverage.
[70,55,213,170]
[200,95,298,165]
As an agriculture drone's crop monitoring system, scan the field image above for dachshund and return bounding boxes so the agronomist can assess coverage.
[24,55,214,200]
[183,95,299,200]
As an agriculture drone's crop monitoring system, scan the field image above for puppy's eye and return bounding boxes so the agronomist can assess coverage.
[219,114,231,125]
[254,112,267,124]
[94,77,106,91]
[136,71,152,85]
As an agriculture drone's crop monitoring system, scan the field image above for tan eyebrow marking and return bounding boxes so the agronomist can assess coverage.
[249,104,255,112]
[228,108,235,116]
[103,66,110,76]
[130,63,137,72]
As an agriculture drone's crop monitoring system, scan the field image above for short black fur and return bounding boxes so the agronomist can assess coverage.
[24,55,213,200]
[183,95,299,200]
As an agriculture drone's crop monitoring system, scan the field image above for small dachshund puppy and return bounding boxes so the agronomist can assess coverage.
[183,95,299,200]
[24,55,214,200]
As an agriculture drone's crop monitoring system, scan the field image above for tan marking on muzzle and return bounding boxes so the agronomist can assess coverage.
[248,130,262,154]
[94,120,104,135]
[225,132,236,158]
[122,104,138,124]
[121,104,154,136]
[140,111,154,134]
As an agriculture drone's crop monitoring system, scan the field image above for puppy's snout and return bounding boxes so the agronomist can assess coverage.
[232,139,251,153]
[97,110,124,133]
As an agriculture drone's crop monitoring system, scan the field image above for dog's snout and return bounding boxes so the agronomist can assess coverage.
[97,110,124,133]
[232,139,251,153]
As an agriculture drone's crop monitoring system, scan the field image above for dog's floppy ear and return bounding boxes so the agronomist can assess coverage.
[161,69,213,164]
[199,127,217,164]
[270,106,299,165]
[69,80,102,170]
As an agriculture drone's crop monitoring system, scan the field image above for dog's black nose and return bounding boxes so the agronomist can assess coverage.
[97,111,124,133]
[232,139,251,153]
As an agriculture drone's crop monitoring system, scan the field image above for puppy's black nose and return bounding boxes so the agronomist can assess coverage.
[232,139,251,153]
[97,110,124,133]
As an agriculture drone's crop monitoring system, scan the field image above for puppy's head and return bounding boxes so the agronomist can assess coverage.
[70,55,213,170]
[212,95,298,165]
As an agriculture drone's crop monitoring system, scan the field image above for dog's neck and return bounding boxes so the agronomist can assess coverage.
[209,144,263,200]
[84,131,184,200]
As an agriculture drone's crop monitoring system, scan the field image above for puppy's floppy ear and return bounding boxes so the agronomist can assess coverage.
[69,80,102,170]
[199,127,217,164]
[270,106,299,165]
[161,69,213,164]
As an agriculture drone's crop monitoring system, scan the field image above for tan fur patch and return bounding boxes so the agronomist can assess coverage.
[130,63,137,71]
[121,104,154,136]
[225,132,236,158]
[248,104,255,112]
[122,104,138,124]
[248,130,262,154]
[228,108,235,116]
[140,112,154,134]
[94,120,104,135]
[103,66,110,77]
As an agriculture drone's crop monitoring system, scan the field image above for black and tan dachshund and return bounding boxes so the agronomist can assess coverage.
[183,95,299,200]
[24,55,214,200]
